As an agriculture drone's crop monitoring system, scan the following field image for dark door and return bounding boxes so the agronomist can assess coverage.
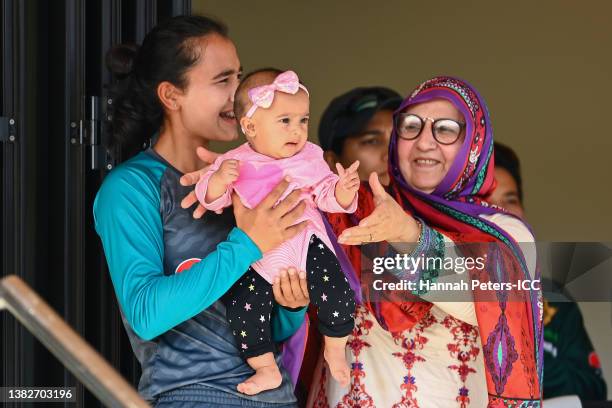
[1,1,191,406]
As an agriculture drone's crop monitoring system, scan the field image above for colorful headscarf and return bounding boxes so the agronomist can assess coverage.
[327,76,543,406]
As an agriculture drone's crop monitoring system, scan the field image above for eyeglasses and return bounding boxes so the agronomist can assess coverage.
[395,113,465,145]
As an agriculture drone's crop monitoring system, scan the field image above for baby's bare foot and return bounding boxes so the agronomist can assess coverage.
[324,335,350,388]
[237,362,282,395]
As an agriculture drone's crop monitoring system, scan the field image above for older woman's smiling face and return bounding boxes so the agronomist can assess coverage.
[396,98,465,193]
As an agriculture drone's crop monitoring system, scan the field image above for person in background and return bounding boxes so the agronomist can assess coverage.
[490,142,607,402]
[488,142,525,217]
[318,87,402,186]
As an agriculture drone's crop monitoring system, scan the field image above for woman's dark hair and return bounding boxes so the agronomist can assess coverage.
[105,15,228,159]
[493,142,523,201]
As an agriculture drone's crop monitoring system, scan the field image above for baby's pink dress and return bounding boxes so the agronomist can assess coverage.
[195,142,357,284]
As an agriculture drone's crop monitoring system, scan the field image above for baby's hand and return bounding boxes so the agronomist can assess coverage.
[336,161,360,193]
[205,159,240,204]
[215,159,240,185]
[335,161,360,209]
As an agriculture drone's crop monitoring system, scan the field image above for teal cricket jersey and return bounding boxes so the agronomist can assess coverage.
[93,148,305,403]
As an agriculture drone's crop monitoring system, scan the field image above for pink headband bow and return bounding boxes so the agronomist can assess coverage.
[245,70,309,118]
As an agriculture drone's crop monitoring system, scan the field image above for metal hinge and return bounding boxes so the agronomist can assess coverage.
[0,117,17,143]
[70,96,115,171]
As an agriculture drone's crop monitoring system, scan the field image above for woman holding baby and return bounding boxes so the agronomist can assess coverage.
[96,13,541,408]
[96,15,313,407]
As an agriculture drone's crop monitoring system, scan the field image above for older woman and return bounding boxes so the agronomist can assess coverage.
[308,77,542,407]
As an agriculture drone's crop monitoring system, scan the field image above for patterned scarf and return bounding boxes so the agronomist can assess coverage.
[326,77,543,406]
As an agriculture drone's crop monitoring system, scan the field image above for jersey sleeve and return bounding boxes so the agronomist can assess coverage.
[94,164,262,341]
[271,305,307,342]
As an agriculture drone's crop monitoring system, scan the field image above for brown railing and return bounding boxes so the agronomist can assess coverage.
[0,275,149,408]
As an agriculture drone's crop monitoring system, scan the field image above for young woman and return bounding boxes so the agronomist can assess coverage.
[95,16,310,407]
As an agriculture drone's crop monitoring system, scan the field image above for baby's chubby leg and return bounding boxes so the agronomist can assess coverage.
[222,268,280,395]
[237,352,282,395]
[304,235,356,388]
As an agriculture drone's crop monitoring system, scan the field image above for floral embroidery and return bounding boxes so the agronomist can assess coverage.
[483,313,519,395]
[312,367,331,408]
[443,315,480,408]
[470,141,492,195]
[388,311,437,408]
[336,305,376,408]
[520,325,537,398]
[488,396,542,407]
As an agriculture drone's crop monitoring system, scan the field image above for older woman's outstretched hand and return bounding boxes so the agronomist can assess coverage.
[338,172,421,245]
[179,146,221,218]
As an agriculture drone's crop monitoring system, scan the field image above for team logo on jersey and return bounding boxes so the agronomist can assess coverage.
[175,258,202,274]
[588,351,601,369]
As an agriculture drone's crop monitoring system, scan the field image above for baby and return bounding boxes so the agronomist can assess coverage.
[195,69,358,395]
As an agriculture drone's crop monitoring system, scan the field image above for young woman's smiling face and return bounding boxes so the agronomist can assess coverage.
[177,34,242,142]
[396,98,465,193]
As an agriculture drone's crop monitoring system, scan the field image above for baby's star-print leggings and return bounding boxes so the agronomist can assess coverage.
[222,234,356,359]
